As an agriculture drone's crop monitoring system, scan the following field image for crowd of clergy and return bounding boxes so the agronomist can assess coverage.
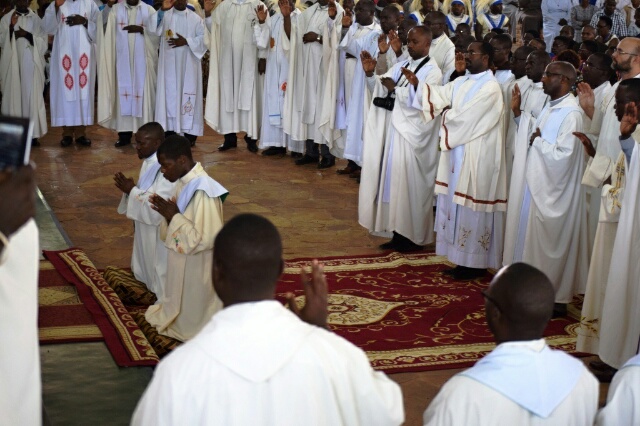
[2,0,640,422]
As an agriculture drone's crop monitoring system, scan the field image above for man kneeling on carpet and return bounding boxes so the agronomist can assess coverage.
[423,263,599,425]
[114,122,175,302]
[145,135,229,342]
[132,213,404,425]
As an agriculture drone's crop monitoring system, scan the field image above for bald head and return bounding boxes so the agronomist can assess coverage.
[485,263,555,343]
[424,11,446,37]
[213,214,284,306]
[612,38,640,79]
[525,49,551,82]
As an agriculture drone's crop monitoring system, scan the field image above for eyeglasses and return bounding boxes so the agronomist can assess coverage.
[613,48,638,57]
[542,71,567,79]
[481,289,503,314]
[464,51,485,56]
[583,61,608,71]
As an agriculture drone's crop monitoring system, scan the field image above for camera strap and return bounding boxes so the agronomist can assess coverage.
[395,55,431,87]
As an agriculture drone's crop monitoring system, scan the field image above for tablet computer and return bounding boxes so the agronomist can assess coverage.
[0,116,33,169]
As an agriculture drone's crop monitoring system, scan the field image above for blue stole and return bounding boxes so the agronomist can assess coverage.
[137,162,162,192]
[177,176,229,213]
[461,342,584,418]
[485,13,506,29]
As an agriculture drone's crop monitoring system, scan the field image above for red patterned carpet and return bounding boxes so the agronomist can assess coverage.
[38,260,103,344]
[43,249,582,373]
[43,249,160,367]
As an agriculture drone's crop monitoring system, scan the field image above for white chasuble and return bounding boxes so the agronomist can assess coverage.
[0,8,48,138]
[145,163,225,341]
[282,2,342,143]
[149,8,206,136]
[504,94,589,303]
[133,301,404,426]
[255,10,304,152]
[599,140,640,369]
[597,354,640,426]
[98,2,159,133]
[417,70,507,269]
[43,0,102,126]
[0,221,41,426]
[117,153,175,300]
[429,33,454,84]
[204,0,265,139]
[359,57,442,245]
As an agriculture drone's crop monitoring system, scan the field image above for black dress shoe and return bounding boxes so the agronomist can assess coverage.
[379,240,395,250]
[552,303,567,318]
[317,157,335,169]
[76,136,91,146]
[295,155,318,165]
[246,140,258,153]
[262,146,287,156]
[290,152,303,159]
[392,234,424,253]
[60,136,73,147]
[31,138,40,147]
[218,142,237,151]
[114,139,131,147]
[451,266,487,281]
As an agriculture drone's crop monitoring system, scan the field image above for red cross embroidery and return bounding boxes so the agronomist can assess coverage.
[118,20,127,29]
[123,90,130,100]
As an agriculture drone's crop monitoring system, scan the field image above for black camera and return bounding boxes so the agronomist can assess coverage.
[373,94,395,111]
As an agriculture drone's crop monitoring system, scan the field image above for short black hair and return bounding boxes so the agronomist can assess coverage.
[478,41,495,65]
[157,135,193,161]
[137,122,165,141]
[524,29,540,39]
[618,78,640,103]
[553,35,573,49]
[599,15,613,29]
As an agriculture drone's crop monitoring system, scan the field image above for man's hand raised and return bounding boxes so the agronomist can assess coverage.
[361,50,377,76]
[573,132,596,158]
[286,260,328,328]
[620,102,638,139]
[255,4,267,24]
[511,83,521,117]
[576,82,595,119]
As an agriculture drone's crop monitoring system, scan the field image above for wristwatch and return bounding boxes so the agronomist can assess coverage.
[317,34,322,43]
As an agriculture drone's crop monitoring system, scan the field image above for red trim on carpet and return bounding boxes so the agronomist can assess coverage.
[44,249,159,367]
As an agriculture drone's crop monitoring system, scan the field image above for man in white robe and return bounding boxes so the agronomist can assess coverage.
[284,0,343,168]
[597,87,640,371]
[0,166,41,426]
[489,33,514,85]
[97,0,159,148]
[575,52,614,252]
[423,263,599,426]
[43,0,101,147]
[374,6,403,76]
[204,0,267,153]
[504,62,589,316]
[359,26,442,252]
[256,0,305,156]
[574,82,639,360]
[114,122,175,300]
[475,0,510,40]
[442,0,472,34]
[502,45,536,184]
[149,0,206,146]
[423,11,454,83]
[132,213,404,426]
[541,0,571,53]
[417,41,507,280]
[147,135,228,341]
[597,354,640,425]
[0,0,47,146]
[334,0,380,172]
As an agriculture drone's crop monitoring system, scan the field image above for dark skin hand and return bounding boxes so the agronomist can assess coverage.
[258,58,266,75]
[381,77,395,92]
[168,33,187,48]
[302,31,321,43]
[620,102,638,139]
[573,132,596,158]
[511,83,521,117]
[113,172,136,195]
[66,14,88,26]
[286,260,329,328]
[0,165,36,247]
[400,67,418,88]
[149,194,180,222]
[529,127,541,146]
[279,0,292,39]
[122,24,144,34]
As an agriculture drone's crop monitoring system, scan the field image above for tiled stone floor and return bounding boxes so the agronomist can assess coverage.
[32,123,608,425]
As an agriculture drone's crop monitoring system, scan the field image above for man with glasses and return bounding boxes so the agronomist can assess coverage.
[423,263,599,424]
[504,61,589,319]
[423,11,455,83]
[416,41,507,280]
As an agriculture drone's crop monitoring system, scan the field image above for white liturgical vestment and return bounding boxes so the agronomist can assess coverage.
[0,8,48,138]
[596,354,640,426]
[117,153,175,300]
[145,163,226,341]
[133,301,404,426]
[0,221,41,426]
